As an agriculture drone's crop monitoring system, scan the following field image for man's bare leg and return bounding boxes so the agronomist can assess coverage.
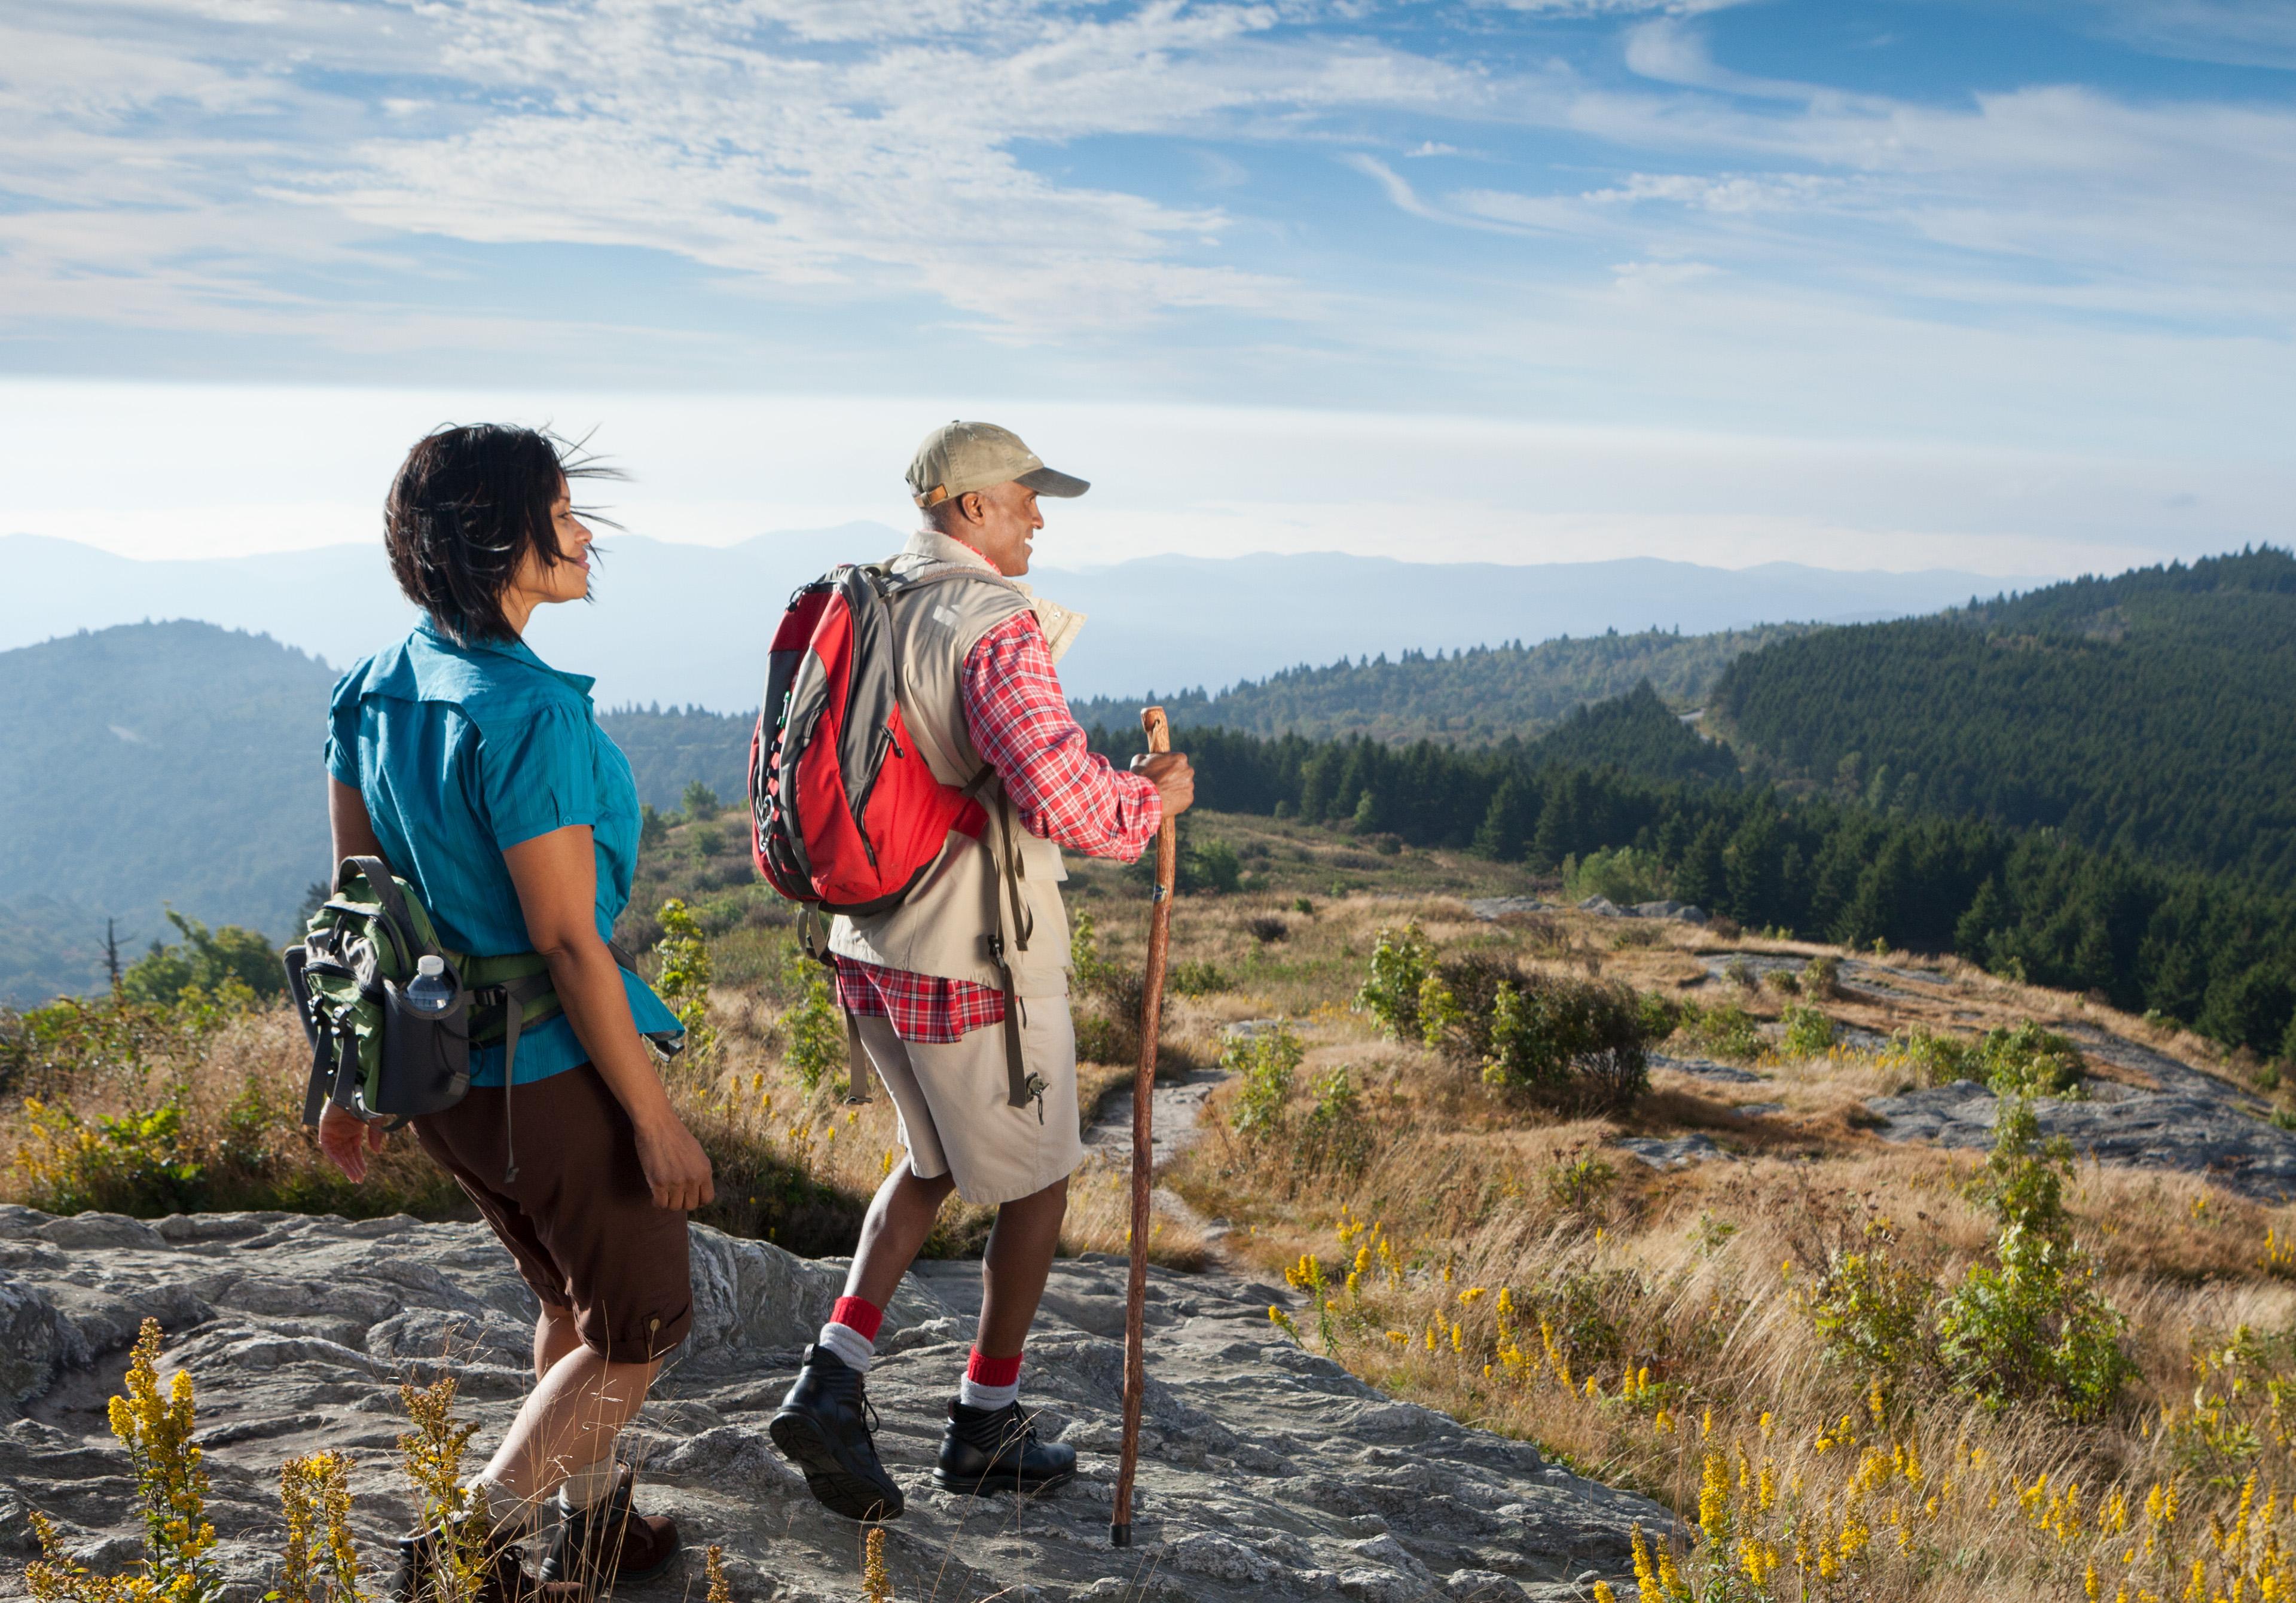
[476,1346,661,1507]
[976,1175,1070,1356]
[845,1164,957,1309]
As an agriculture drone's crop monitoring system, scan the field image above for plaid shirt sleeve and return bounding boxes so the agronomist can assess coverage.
[960,610,1164,861]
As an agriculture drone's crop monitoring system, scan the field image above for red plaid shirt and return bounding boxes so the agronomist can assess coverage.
[833,608,1161,1042]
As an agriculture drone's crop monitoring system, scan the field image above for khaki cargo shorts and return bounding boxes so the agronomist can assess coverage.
[858,996,1085,1206]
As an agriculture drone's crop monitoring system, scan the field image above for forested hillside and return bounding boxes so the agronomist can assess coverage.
[0,623,335,1003]
[1068,624,1806,744]
[596,705,754,810]
[1714,547,2296,886]
[1089,694,2296,1062]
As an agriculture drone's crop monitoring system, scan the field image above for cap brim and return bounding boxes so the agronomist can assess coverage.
[1018,466,1090,498]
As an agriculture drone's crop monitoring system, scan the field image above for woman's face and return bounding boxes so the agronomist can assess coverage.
[508,478,594,612]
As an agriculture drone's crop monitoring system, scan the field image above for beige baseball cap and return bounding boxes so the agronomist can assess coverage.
[906,420,1089,509]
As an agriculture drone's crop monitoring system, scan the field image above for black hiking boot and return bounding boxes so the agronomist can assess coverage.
[393,1517,577,1603]
[769,1344,905,1521]
[932,1400,1076,1497]
[538,1464,681,1594]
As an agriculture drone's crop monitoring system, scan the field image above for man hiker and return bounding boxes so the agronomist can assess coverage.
[768,420,1195,1519]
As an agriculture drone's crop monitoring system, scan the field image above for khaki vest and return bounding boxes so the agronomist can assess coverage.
[826,528,1082,1001]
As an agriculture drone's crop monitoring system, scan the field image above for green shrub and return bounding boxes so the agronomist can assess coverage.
[1780,1003,1836,1058]
[1226,1025,1303,1143]
[681,780,721,820]
[1561,845,1672,907]
[11,1095,206,1215]
[1545,1152,1618,1216]
[1482,975,1651,1114]
[1070,908,1114,995]
[1169,960,1232,997]
[1975,1021,2085,1099]
[1636,992,1684,1043]
[1934,1098,2131,1421]
[1299,1065,1373,1178]
[1806,1223,1934,1380]
[1418,952,1529,1066]
[654,898,718,1063]
[1678,1000,1764,1062]
[1188,838,1244,894]
[120,912,285,1006]
[1358,923,1435,1042]
[1805,954,1842,998]
[780,949,845,1095]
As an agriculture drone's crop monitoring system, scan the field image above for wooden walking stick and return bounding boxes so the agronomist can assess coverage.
[1112,705,1177,1550]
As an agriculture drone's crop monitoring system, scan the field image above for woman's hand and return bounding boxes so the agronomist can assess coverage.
[317,1101,388,1181]
[631,1112,715,1211]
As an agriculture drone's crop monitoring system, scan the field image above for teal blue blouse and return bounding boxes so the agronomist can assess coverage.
[325,617,682,1086]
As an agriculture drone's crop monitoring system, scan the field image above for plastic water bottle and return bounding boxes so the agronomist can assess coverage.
[404,954,456,1015]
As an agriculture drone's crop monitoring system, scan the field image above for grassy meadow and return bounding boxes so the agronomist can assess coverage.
[11,805,2296,1599]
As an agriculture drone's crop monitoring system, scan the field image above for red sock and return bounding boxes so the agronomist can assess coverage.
[831,1296,884,1342]
[966,1349,1023,1388]
[961,1347,1023,1406]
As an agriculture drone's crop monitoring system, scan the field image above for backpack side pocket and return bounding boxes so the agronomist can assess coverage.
[373,978,472,1119]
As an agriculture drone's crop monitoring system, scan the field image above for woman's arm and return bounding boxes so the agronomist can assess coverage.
[502,825,715,1211]
[316,778,391,1181]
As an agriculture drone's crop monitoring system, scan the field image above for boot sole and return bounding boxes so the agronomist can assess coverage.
[929,1464,1076,1498]
[770,1410,905,1522]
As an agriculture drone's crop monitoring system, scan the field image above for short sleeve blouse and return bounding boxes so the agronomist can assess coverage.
[325,617,682,1085]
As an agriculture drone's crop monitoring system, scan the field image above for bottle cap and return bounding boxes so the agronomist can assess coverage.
[416,954,445,976]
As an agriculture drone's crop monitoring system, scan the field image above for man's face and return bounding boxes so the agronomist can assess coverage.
[948,480,1043,576]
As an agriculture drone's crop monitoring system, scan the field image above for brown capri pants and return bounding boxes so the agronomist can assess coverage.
[413,1062,693,1362]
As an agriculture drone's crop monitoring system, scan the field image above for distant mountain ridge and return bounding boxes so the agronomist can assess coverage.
[1714,546,2296,887]
[0,530,2034,709]
[1067,624,1811,745]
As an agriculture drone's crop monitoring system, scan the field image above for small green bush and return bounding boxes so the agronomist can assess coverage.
[1934,1098,2131,1421]
[1805,955,1842,998]
[1186,838,1243,894]
[1482,975,1651,1114]
[681,780,721,820]
[1545,1152,1618,1216]
[120,912,285,1007]
[1780,1003,1836,1058]
[1561,845,1672,907]
[1299,1065,1373,1178]
[1169,960,1233,997]
[1678,1000,1764,1062]
[1358,923,1435,1042]
[1806,1223,1934,1380]
[11,1095,206,1216]
[780,949,845,1095]
[1975,1021,2085,1099]
[1226,1025,1304,1143]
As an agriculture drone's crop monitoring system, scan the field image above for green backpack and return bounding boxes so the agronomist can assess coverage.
[283,856,660,1180]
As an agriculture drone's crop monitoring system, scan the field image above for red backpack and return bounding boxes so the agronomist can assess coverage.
[749,563,1004,916]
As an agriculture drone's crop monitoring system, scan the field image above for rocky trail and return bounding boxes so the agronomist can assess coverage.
[1,1048,1665,1603]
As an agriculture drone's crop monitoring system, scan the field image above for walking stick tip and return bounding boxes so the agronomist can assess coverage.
[1110,1522,1132,1548]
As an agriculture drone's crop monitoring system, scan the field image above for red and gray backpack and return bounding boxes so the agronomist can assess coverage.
[749,557,1050,1116]
[748,561,1006,917]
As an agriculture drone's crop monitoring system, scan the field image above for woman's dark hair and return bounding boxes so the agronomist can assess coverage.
[383,424,619,643]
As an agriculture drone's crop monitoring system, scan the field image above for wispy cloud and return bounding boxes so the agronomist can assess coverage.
[0,0,2291,462]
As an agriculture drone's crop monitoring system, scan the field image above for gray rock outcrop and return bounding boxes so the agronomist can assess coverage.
[0,1207,1663,1602]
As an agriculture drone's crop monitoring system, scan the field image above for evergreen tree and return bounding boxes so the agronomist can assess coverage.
[1674,821,1729,911]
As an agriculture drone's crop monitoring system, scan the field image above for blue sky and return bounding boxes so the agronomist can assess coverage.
[2,1,2292,572]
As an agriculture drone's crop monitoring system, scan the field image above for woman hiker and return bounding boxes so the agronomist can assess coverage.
[314,424,714,1601]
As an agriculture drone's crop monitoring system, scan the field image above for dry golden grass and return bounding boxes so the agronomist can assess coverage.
[1121,831,2296,1601]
